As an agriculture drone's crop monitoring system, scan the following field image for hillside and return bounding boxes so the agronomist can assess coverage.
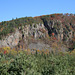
[0,13,75,51]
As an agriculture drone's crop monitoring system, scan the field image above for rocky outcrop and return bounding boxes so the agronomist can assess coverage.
[0,23,48,48]
[20,23,47,39]
[0,29,21,47]
[0,19,74,50]
[42,19,74,41]
[0,13,74,51]
[28,42,51,50]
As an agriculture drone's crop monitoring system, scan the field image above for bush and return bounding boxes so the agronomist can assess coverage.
[0,50,75,75]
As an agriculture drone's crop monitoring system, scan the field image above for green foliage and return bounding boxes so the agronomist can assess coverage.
[0,52,75,75]
[51,14,56,18]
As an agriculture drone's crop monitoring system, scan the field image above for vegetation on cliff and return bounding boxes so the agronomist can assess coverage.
[0,13,75,50]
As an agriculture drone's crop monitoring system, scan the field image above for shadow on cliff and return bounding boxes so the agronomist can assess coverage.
[41,19,54,36]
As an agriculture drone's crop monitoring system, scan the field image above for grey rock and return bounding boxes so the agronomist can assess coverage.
[28,42,52,51]
[0,29,21,48]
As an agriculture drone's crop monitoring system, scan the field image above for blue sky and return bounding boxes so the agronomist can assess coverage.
[0,0,75,22]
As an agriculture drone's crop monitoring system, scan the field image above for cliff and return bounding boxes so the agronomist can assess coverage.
[0,13,75,51]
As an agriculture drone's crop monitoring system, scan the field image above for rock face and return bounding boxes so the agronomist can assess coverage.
[20,23,47,39]
[0,20,74,49]
[0,29,21,47]
[43,19,74,41]
[28,42,51,50]
[0,23,48,48]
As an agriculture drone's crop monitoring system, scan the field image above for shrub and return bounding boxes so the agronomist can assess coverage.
[0,50,75,75]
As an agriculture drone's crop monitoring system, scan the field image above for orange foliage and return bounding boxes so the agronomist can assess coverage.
[52,33,54,36]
